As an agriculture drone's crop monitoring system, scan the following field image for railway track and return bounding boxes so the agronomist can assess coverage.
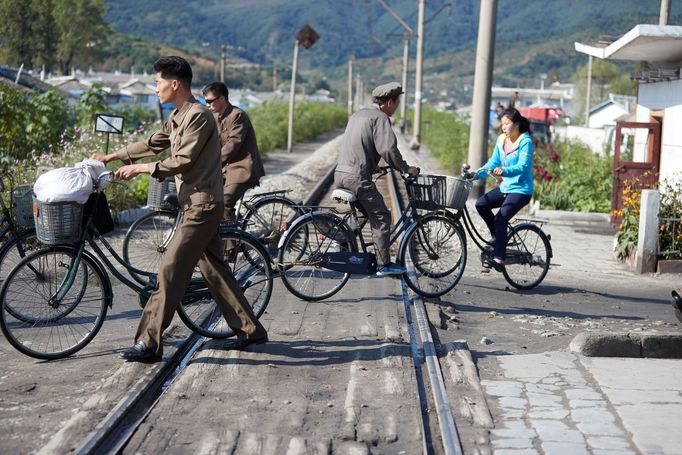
[33,157,463,454]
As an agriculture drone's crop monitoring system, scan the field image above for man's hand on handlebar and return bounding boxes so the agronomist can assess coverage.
[407,166,420,178]
[115,163,148,180]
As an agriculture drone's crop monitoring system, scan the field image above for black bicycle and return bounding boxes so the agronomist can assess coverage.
[123,180,302,283]
[277,169,466,300]
[444,164,553,290]
[0,172,273,360]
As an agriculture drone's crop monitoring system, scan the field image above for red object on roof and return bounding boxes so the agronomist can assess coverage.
[519,106,564,124]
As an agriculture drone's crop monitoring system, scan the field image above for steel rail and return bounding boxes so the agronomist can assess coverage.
[387,169,463,455]
[66,163,339,454]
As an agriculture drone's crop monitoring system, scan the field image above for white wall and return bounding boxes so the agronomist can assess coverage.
[636,79,682,183]
[588,104,627,128]
[553,125,611,155]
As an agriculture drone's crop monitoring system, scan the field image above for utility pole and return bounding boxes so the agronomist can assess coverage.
[287,25,319,153]
[220,44,226,83]
[584,54,593,127]
[348,57,354,116]
[287,40,300,154]
[410,0,425,150]
[400,35,409,134]
[660,0,671,25]
[466,0,498,198]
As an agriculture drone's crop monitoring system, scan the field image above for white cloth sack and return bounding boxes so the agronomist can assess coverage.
[33,160,110,203]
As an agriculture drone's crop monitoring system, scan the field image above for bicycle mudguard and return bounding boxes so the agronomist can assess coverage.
[322,251,377,275]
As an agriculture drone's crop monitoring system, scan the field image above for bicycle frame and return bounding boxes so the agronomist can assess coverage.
[50,199,213,309]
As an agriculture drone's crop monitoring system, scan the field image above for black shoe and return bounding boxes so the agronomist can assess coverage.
[119,341,161,363]
[672,290,682,324]
[224,333,269,350]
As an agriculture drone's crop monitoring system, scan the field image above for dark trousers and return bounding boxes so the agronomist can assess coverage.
[334,172,392,265]
[475,188,531,260]
[135,201,266,357]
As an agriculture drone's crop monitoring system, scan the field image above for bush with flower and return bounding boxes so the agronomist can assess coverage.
[532,138,612,212]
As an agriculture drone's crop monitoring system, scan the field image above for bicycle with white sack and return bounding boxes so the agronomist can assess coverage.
[442,163,553,290]
[0,168,273,360]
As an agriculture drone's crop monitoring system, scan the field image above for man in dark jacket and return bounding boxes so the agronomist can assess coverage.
[202,82,265,222]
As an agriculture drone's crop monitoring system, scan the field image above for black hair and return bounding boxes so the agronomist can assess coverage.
[153,56,192,89]
[202,81,229,99]
[501,107,530,134]
[373,94,400,105]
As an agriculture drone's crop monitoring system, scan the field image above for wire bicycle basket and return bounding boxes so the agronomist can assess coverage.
[444,176,472,210]
[147,177,177,210]
[11,184,35,228]
[405,174,446,211]
[33,197,83,244]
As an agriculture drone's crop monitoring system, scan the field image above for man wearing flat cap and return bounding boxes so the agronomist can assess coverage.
[335,81,420,276]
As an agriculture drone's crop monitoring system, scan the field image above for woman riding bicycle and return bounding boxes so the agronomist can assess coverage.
[473,107,534,271]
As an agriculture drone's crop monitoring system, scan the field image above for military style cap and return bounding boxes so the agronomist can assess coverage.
[372,82,404,99]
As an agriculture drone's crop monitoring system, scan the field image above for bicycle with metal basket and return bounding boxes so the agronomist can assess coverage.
[276,167,467,300]
[441,163,553,290]
[122,177,303,282]
[0,171,274,360]
[0,174,41,282]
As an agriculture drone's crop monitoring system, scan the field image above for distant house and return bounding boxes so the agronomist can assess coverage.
[587,95,634,129]
[119,79,158,108]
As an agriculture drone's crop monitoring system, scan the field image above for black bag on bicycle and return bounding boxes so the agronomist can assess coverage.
[82,192,115,236]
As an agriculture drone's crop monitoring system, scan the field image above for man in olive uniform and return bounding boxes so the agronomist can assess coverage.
[201,81,265,222]
[92,56,267,362]
[335,81,420,276]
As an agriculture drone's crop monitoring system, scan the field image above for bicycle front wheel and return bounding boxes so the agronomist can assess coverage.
[400,214,467,298]
[277,214,355,301]
[502,223,551,290]
[241,196,301,261]
[0,229,41,283]
[123,210,179,283]
[0,247,110,360]
[176,231,273,339]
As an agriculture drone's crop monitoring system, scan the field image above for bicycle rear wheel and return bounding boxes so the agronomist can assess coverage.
[241,196,301,262]
[123,210,179,283]
[400,214,466,298]
[176,231,273,339]
[277,214,355,301]
[502,223,551,290]
[0,247,110,360]
[0,229,41,283]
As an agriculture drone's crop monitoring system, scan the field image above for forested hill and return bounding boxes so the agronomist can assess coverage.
[104,0,678,86]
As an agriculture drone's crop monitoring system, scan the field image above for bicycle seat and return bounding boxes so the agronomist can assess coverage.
[163,193,180,210]
[332,188,356,203]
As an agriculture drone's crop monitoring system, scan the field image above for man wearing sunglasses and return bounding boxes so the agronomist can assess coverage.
[202,82,265,223]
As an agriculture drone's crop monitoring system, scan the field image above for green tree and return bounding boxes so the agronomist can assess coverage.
[0,0,34,67]
[572,59,637,119]
[0,0,108,74]
[53,0,109,74]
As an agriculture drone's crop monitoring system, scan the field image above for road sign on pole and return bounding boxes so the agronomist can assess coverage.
[288,25,320,153]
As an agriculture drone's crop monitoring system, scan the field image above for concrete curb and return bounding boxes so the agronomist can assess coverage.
[530,208,611,224]
[569,332,682,358]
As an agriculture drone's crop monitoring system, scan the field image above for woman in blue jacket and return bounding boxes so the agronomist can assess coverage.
[474,107,534,270]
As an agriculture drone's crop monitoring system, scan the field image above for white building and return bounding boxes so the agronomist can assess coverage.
[576,24,682,185]
[587,94,635,129]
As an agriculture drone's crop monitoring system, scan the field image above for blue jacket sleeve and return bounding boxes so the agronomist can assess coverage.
[475,143,502,180]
